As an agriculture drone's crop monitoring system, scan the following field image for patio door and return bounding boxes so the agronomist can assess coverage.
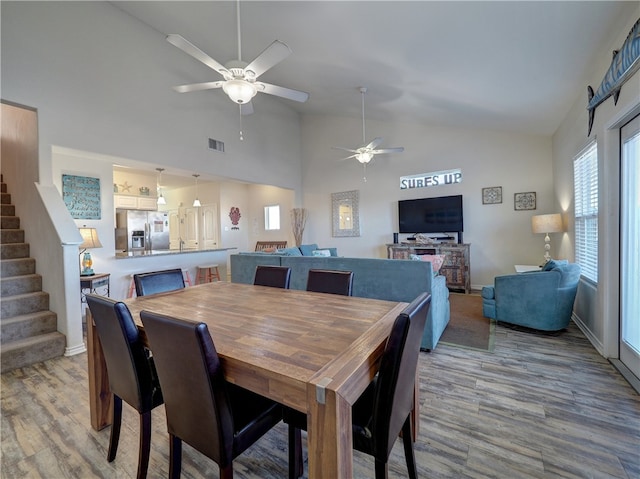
[620,114,640,380]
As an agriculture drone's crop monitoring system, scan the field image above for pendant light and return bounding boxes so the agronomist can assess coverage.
[156,168,167,205]
[192,174,202,207]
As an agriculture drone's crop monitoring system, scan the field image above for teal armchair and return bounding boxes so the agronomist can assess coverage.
[481,261,581,331]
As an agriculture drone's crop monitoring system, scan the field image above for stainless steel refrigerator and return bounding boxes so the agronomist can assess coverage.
[115,209,170,252]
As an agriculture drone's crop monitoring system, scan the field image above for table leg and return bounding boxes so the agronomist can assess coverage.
[86,309,112,431]
[307,383,352,479]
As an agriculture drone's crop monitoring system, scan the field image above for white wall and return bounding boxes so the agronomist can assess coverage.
[552,6,640,356]
[1,1,304,192]
[301,114,553,288]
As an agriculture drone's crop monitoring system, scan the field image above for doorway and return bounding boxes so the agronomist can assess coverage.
[619,114,639,381]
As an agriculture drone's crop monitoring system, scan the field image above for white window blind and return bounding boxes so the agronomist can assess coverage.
[573,141,598,283]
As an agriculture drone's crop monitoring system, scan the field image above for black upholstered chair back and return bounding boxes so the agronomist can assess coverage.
[286,292,432,479]
[306,269,354,296]
[369,292,431,461]
[85,294,163,479]
[85,294,159,412]
[133,269,185,297]
[140,310,283,477]
[253,265,291,289]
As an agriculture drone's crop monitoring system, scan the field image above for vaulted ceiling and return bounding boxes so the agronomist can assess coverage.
[112,1,633,137]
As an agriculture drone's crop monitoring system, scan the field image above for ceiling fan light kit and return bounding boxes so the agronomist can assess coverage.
[222,79,257,104]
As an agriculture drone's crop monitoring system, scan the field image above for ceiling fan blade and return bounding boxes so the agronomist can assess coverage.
[339,154,358,161]
[258,82,309,103]
[240,102,254,116]
[372,147,405,154]
[167,34,230,78]
[172,81,224,93]
[244,40,292,79]
[331,146,358,153]
[365,137,384,150]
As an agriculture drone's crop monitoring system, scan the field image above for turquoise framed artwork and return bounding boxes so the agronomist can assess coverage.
[62,174,101,219]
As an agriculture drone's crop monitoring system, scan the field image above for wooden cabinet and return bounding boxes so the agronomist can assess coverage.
[387,243,471,294]
[114,195,157,211]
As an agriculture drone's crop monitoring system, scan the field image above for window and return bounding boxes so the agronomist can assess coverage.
[264,205,280,231]
[573,141,598,283]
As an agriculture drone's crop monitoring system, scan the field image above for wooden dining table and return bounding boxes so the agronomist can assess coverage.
[86,281,409,478]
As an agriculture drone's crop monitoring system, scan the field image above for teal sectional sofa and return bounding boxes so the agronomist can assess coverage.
[230,249,450,351]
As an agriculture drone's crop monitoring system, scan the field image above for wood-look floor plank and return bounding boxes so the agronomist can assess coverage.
[2,321,638,478]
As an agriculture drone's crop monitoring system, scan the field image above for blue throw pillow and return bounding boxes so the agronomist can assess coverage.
[542,259,568,271]
[277,247,303,256]
[299,244,319,256]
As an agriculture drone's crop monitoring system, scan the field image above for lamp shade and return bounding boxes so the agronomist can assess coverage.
[531,214,563,234]
[79,227,103,250]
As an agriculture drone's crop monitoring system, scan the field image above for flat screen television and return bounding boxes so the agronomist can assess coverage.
[398,194,463,238]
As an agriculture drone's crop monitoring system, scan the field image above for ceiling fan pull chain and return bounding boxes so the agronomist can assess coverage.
[239,105,244,141]
[363,163,367,182]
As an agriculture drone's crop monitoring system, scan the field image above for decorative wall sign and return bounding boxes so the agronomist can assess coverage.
[514,192,536,211]
[62,174,101,219]
[482,186,502,205]
[400,168,462,190]
[332,190,360,237]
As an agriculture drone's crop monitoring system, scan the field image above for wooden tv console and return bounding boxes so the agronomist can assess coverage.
[387,242,471,294]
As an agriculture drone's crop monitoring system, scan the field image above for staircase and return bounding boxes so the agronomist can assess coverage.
[1,175,66,372]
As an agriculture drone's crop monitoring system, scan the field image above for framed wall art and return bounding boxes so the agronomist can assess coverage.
[482,186,502,204]
[514,192,536,211]
[331,190,360,237]
[62,174,101,219]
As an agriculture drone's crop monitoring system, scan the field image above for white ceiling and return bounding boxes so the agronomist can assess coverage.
[111,1,633,137]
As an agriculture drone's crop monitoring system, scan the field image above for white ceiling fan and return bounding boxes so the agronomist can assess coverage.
[333,87,404,180]
[167,0,309,118]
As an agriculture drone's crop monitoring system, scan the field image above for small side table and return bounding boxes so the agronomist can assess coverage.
[80,273,110,303]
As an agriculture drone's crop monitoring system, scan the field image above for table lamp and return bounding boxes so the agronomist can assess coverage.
[531,213,563,263]
[79,227,103,276]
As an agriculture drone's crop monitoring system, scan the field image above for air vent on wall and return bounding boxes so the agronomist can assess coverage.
[208,138,225,152]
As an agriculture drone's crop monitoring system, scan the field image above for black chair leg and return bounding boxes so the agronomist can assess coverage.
[288,425,303,479]
[107,395,122,462]
[374,458,389,479]
[136,411,152,479]
[220,464,233,479]
[402,417,418,479]
[169,434,182,479]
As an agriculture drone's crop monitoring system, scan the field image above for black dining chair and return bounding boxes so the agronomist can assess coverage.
[139,310,284,479]
[253,265,291,289]
[85,294,164,479]
[286,292,432,479]
[133,268,185,296]
[306,269,354,296]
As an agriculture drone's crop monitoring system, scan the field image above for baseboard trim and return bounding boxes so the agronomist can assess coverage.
[571,313,604,356]
[609,358,640,394]
[65,342,87,356]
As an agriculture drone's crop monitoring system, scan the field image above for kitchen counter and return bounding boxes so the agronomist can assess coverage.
[115,247,237,259]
